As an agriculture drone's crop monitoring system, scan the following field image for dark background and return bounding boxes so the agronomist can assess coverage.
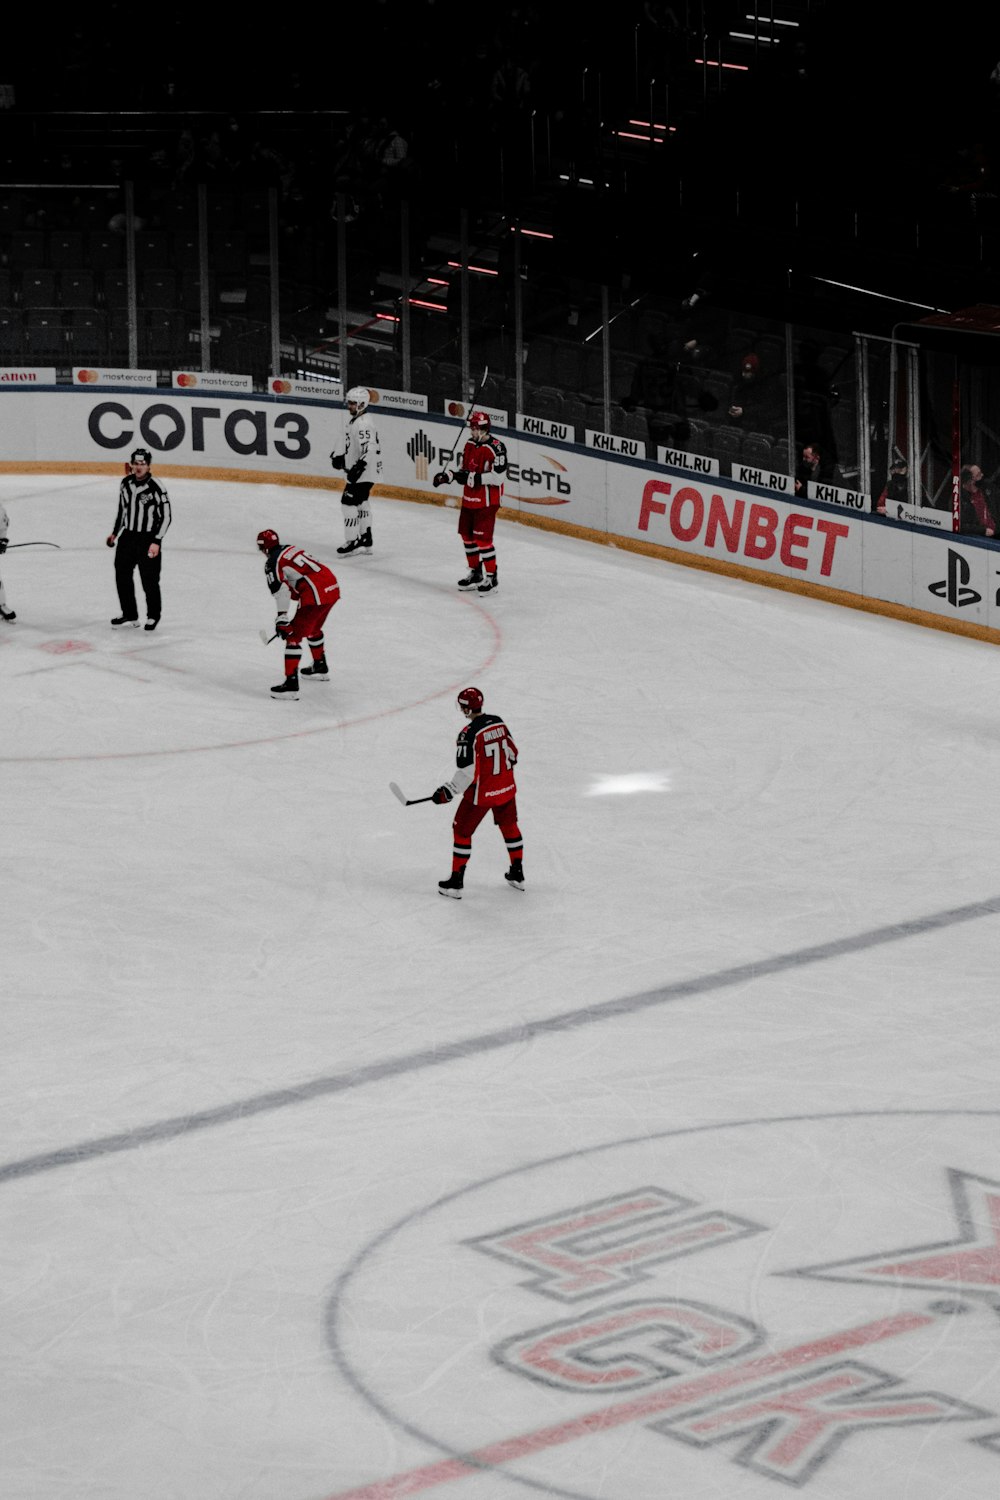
[2,1,997,330]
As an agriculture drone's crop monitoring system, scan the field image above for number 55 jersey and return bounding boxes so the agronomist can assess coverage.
[445,712,519,807]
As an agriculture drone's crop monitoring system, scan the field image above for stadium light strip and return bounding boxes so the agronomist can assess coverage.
[408,298,448,311]
[446,260,499,276]
[375,313,400,323]
[694,58,750,70]
[627,118,677,132]
[615,130,666,142]
[730,31,777,41]
[747,12,798,21]
[807,275,944,312]
[517,228,555,239]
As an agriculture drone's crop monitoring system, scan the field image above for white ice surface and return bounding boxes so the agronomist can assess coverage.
[2,473,1000,1500]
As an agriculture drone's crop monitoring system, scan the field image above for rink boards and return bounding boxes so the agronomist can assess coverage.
[0,384,997,643]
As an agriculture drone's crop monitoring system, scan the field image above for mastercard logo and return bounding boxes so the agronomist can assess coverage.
[271,379,292,394]
[176,372,197,388]
[447,401,465,418]
[367,389,380,404]
[77,369,98,383]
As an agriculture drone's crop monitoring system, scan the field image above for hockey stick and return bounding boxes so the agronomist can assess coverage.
[259,628,278,645]
[389,781,436,807]
[6,541,61,549]
[443,363,490,472]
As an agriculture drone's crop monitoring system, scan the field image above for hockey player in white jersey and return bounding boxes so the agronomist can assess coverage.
[330,385,383,555]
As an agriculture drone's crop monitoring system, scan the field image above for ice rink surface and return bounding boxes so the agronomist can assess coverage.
[3,472,1000,1500]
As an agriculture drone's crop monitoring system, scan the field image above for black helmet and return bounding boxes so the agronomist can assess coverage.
[130,448,152,466]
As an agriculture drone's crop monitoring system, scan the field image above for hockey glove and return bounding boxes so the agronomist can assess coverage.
[105,535,116,548]
[453,469,469,487]
[330,451,346,471]
[0,538,7,554]
[432,470,453,487]
[347,461,365,484]
[276,618,292,639]
[432,786,454,804]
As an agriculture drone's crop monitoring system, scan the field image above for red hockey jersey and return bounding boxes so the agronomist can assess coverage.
[457,435,508,509]
[450,712,518,805]
[266,545,340,608]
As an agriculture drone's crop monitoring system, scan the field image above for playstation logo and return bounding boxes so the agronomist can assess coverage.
[929,549,981,607]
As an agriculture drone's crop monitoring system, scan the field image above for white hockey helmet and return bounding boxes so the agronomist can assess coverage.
[346,385,370,413]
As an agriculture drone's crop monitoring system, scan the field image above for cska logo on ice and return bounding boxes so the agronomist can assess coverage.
[338,1120,1000,1497]
[463,1167,1000,1487]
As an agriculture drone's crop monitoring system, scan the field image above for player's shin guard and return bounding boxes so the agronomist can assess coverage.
[301,636,329,678]
[452,837,472,875]
[504,830,523,861]
[338,503,363,553]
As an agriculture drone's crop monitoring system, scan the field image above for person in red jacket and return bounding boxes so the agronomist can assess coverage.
[433,686,524,898]
[256,529,340,699]
[432,411,508,592]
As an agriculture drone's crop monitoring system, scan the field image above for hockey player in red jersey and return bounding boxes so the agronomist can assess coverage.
[433,686,524,898]
[432,411,508,593]
[256,529,340,699]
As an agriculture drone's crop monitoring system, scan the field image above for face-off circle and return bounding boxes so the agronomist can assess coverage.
[328,1111,1000,1499]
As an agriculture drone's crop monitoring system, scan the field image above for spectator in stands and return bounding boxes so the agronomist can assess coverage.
[794,443,822,495]
[959,463,1000,537]
[642,1,681,33]
[172,130,198,188]
[940,140,993,197]
[727,352,785,438]
[623,331,690,450]
[368,118,411,206]
[794,339,838,475]
[876,456,910,515]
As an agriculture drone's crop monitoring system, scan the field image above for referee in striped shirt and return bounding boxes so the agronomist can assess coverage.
[106,447,172,630]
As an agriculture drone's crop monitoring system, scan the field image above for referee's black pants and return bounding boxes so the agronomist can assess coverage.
[115,532,163,621]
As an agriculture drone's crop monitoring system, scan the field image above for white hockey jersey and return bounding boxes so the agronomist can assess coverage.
[342,411,383,483]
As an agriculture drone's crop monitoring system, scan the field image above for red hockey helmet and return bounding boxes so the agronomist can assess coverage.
[256,528,280,553]
[457,686,484,716]
[469,410,490,431]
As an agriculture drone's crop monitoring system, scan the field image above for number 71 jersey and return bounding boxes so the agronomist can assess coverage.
[267,545,339,605]
[457,713,519,806]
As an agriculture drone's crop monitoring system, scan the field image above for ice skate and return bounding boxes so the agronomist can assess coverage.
[458,566,483,591]
[477,571,498,593]
[437,871,465,899]
[111,615,139,628]
[505,860,525,892]
[337,536,365,555]
[301,660,329,680]
[271,676,300,699]
[0,607,16,622]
